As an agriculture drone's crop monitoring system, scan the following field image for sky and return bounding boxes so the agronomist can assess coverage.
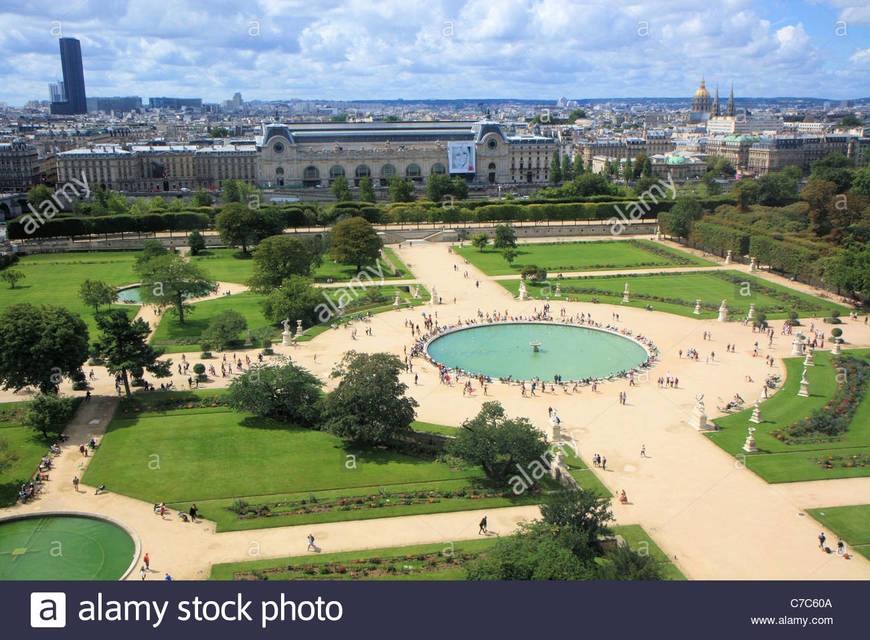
[0,0,868,106]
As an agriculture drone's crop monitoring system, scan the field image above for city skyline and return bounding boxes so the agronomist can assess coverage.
[0,0,869,106]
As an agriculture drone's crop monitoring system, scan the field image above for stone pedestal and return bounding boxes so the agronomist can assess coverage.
[747,303,756,320]
[749,401,762,424]
[832,340,841,355]
[282,330,293,346]
[654,227,661,240]
[518,280,528,301]
[393,292,401,308]
[725,249,732,265]
[431,286,439,305]
[797,368,810,397]
[717,300,728,322]
[554,283,561,298]
[742,427,757,453]
[791,335,804,356]
[693,299,702,315]
[689,398,710,430]
[295,319,304,340]
[749,257,758,272]
[804,350,814,367]
[622,282,630,304]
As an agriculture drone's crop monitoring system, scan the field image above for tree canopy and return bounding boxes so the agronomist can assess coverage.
[447,401,551,488]
[94,309,171,396]
[78,279,118,313]
[135,253,214,324]
[0,304,89,393]
[329,216,383,272]
[248,234,324,291]
[323,351,417,445]
[226,359,323,426]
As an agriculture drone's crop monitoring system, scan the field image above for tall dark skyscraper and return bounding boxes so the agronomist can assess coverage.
[50,37,87,115]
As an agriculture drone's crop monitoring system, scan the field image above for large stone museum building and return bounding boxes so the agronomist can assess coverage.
[55,121,555,191]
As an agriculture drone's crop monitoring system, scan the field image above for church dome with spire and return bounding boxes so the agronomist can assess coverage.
[691,77,712,113]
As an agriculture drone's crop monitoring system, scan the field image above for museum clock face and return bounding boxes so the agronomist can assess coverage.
[487,138,497,149]
[273,142,284,153]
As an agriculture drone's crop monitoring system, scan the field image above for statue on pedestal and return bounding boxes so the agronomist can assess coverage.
[717,300,728,322]
[282,318,293,346]
[742,426,757,453]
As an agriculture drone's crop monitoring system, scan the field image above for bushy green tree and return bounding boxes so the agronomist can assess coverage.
[0,269,24,289]
[227,360,323,425]
[493,223,517,249]
[78,279,118,312]
[248,235,322,291]
[135,253,214,324]
[323,352,417,445]
[329,216,382,272]
[260,276,324,326]
[388,176,416,203]
[25,393,78,439]
[192,188,214,207]
[201,310,247,349]
[94,309,171,396]
[0,304,89,393]
[471,234,489,251]
[331,175,353,201]
[447,402,551,488]
[187,229,206,255]
[358,176,376,203]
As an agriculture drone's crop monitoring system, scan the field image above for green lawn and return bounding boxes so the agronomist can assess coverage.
[382,247,413,278]
[190,248,411,285]
[174,477,554,533]
[412,421,457,436]
[209,524,682,580]
[82,403,485,505]
[806,505,870,561]
[706,350,870,483]
[151,285,424,352]
[613,524,686,580]
[4,251,138,335]
[457,239,714,276]
[500,270,851,320]
[0,402,54,507]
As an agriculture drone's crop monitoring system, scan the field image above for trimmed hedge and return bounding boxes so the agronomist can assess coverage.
[7,212,210,240]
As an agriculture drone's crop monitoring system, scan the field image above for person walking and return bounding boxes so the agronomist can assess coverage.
[818,532,826,549]
[164,573,173,581]
[144,552,150,570]
[479,516,487,535]
[601,456,607,471]
[307,534,316,551]
[640,445,647,458]
[139,566,147,581]
[837,539,845,556]
[189,504,198,521]
[72,476,79,492]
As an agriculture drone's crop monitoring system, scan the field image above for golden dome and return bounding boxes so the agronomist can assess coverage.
[694,78,710,99]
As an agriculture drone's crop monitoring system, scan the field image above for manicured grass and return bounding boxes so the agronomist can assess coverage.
[500,270,851,320]
[188,249,254,282]
[82,405,484,505]
[412,421,457,436]
[382,247,413,278]
[806,505,870,560]
[457,239,713,276]
[150,285,424,352]
[173,477,554,532]
[5,251,138,335]
[706,350,870,483]
[190,248,411,285]
[0,402,53,507]
[209,538,498,581]
[209,525,681,580]
[612,525,686,580]
[149,291,275,353]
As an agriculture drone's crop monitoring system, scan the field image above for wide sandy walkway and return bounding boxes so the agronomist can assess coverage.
[4,239,870,580]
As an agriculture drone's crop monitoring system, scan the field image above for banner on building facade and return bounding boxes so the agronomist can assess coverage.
[447,141,475,174]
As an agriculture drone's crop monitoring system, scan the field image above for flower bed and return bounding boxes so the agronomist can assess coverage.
[228,486,536,521]
[772,356,870,445]
[815,453,870,470]
[119,394,229,414]
[236,550,478,580]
